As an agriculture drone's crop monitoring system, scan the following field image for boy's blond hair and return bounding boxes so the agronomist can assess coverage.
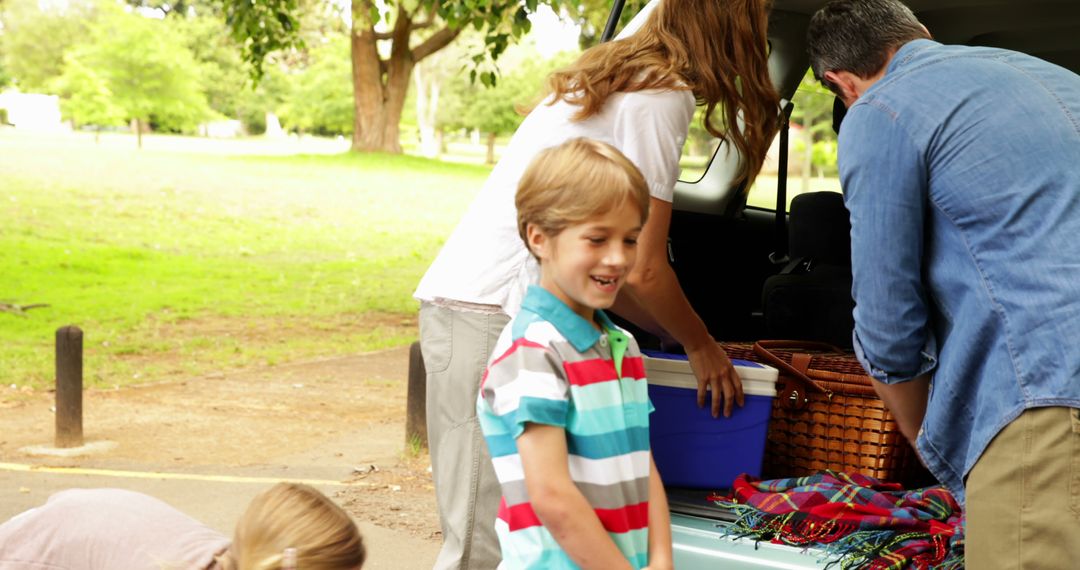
[516,138,651,253]
[217,483,366,570]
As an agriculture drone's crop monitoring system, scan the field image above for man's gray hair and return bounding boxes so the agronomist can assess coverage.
[807,0,930,95]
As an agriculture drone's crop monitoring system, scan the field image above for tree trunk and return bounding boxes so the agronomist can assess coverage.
[486,131,497,165]
[349,0,459,154]
[351,2,412,153]
[136,118,143,149]
[351,2,390,152]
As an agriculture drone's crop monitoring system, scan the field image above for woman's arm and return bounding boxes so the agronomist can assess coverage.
[618,197,745,417]
[517,423,634,570]
[646,453,673,570]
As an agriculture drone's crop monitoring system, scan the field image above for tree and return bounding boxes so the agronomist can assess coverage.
[221,0,579,154]
[461,45,574,163]
[80,6,211,147]
[280,35,353,136]
[0,48,12,90]
[173,13,250,120]
[124,0,197,18]
[54,53,126,140]
[790,69,837,190]
[410,31,486,157]
[0,0,95,92]
[572,0,647,48]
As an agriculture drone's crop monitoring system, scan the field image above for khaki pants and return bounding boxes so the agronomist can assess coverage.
[965,406,1080,569]
[420,303,509,570]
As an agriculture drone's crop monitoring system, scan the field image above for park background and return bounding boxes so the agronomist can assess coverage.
[1,0,840,394]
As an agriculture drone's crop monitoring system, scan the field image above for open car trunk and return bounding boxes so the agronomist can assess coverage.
[667,488,831,568]
[597,0,1080,566]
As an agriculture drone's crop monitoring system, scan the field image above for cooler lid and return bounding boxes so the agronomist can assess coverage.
[642,352,779,397]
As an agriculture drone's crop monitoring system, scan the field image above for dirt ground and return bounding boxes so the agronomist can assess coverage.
[0,345,442,541]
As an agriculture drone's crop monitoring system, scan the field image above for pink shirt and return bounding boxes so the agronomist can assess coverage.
[0,488,230,570]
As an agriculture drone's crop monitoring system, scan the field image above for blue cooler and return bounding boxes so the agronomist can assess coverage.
[644,352,778,489]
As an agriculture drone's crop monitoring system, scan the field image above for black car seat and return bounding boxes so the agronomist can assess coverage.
[761,191,855,348]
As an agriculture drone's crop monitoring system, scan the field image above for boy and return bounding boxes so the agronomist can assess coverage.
[477,137,673,570]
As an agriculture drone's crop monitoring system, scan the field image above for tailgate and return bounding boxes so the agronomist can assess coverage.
[668,488,832,569]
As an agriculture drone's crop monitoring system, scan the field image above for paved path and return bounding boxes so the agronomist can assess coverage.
[0,347,439,569]
[0,456,439,570]
[1,462,438,570]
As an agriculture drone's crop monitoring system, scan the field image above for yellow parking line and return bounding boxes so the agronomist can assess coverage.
[0,462,364,487]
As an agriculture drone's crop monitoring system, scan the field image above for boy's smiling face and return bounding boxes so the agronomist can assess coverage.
[528,198,643,326]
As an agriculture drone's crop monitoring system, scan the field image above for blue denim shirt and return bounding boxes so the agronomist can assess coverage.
[839,39,1080,504]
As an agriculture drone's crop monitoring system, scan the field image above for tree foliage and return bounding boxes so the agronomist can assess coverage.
[461,47,573,135]
[0,62,11,90]
[791,70,835,143]
[173,13,251,118]
[124,0,198,18]
[221,0,303,80]
[77,5,211,135]
[0,0,95,91]
[571,0,648,48]
[280,35,353,136]
[442,45,575,162]
[53,53,126,130]
[790,69,838,177]
[0,46,12,89]
[219,0,584,153]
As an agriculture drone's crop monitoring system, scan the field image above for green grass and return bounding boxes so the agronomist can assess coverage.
[1,130,490,388]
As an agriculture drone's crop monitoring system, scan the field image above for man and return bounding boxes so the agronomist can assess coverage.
[807,0,1080,567]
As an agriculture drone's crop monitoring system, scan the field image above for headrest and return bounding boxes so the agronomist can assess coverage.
[788,191,851,267]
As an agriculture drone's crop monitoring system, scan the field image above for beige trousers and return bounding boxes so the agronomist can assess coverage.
[420,302,509,570]
[965,406,1080,569]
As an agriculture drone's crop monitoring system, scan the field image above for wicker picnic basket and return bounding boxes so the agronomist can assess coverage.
[721,340,930,486]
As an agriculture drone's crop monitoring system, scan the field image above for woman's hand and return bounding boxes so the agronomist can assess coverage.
[685,340,745,418]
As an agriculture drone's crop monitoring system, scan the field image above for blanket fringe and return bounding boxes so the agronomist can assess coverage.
[715,502,964,570]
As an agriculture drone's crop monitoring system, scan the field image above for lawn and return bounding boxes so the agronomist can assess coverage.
[1,129,490,388]
[1,129,839,390]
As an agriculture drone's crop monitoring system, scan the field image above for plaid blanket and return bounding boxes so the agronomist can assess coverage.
[712,471,964,569]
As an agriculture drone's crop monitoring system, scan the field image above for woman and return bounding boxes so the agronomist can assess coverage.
[413,0,779,567]
[0,483,366,570]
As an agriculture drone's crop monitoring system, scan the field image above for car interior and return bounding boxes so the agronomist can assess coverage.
[608,0,1080,351]
[600,0,1080,564]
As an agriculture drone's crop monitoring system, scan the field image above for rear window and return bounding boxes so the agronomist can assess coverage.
[678,71,843,210]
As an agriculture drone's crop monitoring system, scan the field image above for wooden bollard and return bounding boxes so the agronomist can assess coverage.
[55,325,84,448]
[405,341,428,449]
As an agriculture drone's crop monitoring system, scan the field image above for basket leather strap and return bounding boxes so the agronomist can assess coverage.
[753,340,830,410]
[791,352,812,375]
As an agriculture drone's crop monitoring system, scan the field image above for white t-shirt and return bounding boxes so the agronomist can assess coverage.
[414,88,696,316]
[0,488,231,570]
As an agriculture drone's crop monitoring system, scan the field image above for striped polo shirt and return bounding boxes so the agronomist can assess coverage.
[477,285,653,569]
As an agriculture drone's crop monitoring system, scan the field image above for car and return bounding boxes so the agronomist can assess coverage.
[598,0,1080,567]
[407,0,1080,566]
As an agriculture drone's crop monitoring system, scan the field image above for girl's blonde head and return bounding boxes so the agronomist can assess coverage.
[218,483,365,570]
[516,137,650,251]
[546,0,779,188]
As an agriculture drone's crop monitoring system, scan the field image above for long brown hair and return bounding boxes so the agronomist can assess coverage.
[546,0,779,186]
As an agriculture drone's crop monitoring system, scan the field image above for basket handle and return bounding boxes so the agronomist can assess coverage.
[752,340,838,410]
